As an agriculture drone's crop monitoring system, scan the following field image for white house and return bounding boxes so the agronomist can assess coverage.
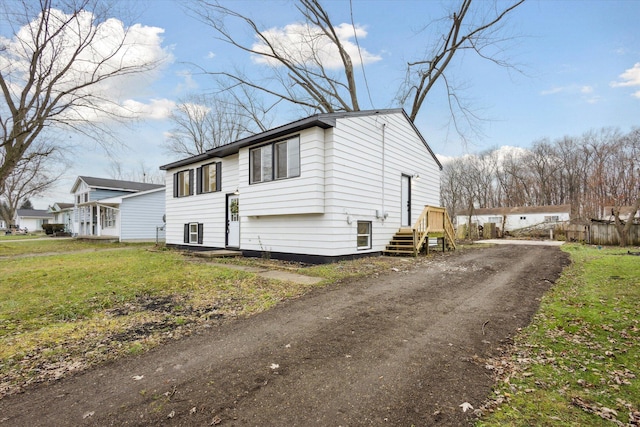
[160,109,442,263]
[70,177,165,242]
[601,206,640,222]
[13,209,54,232]
[48,202,74,231]
[456,204,571,233]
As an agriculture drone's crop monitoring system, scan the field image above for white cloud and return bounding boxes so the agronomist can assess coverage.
[206,51,216,59]
[252,22,381,69]
[0,8,173,123]
[540,84,600,103]
[175,69,198,92]
[611,63,640,98]
[122,98,176,120]
[540,87,564,96]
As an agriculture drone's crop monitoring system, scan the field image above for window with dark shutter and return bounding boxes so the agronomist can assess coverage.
[198,162,222,193]
[175,170,192,197]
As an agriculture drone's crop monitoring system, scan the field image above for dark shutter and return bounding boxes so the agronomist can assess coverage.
[189,169,194,195]
[173,173,178,198]
[183,224,189,243]
[197,223,204,244]
[196,167,202,194]
[215,162,221,192]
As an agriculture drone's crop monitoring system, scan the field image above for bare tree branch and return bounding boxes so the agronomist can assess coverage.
[0,0,168,190]
[397,0,524,131]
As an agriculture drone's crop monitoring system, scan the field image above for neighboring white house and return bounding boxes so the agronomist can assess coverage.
[601,206,640,222]
[98,188,167,242]
[160,109,442,263]
[13,209,54,232]
[456,204,571,233]
[70,176,165,242]
[48,202,74,231]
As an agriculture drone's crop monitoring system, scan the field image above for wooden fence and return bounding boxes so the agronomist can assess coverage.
[565,223,640,246]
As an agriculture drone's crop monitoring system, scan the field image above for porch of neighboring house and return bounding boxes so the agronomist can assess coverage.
[384,206,456,256]
[75,202,119,239]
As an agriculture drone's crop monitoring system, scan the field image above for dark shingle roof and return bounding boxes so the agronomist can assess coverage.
[76,177,164,193]
[16,209,54,218]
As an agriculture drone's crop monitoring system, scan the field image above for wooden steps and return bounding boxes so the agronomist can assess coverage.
[383,206,457,257]
[384,229,418,256]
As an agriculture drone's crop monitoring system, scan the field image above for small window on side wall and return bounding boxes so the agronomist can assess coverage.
[357,221,372,250]
[184,223,203,244]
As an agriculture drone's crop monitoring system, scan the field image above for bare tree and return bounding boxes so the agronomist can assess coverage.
[191,0,363,114]
[605,128,640,246]
[108,159,164,184]
[164,92,269,157]
[191,0,523,129]
[397,0,524,130]
[0,0,167,191]
[0,141,65,226]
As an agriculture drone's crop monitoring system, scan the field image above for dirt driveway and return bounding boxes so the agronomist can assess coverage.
[0,244,569,426]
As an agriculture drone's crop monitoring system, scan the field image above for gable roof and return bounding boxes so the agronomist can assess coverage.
[16,209,54,219]
[71,176,164,194]
[48,203,74,213]
[160,109,442,170]
[457,204,572,217]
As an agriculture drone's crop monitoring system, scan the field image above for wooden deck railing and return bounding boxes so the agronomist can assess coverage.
[412,206,457,254]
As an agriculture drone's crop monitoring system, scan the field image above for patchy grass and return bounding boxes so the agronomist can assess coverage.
[0,234,43,241]
[0,239,149,256]
[0,240,431,397]
[477,244,640,426]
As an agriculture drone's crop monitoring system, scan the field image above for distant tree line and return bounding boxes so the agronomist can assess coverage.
[441,127,640,226]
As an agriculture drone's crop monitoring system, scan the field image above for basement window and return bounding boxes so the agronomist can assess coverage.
[357,221,372,250]
[184,223,203,244]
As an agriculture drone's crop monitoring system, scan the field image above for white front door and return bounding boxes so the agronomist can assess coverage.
[401,175,411,227]
[227,194,240,248]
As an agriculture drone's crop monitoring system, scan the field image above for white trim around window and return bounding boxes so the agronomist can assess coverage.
[357,221,372,250]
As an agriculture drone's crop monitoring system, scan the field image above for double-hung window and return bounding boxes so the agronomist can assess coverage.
[357,221,372,250]
[250,136,300,184]
[173,170,194,197]
[196,162,221,194]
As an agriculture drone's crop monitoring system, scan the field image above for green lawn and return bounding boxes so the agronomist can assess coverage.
[477,244,640,426]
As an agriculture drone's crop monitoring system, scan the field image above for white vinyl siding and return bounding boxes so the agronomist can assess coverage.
[165,111,442,257]
[240,113,440,256]
[165,155,238,248]
[241,130,324,217]
[119,189,166,242]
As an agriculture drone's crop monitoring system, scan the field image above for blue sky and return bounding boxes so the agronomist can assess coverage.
[28,0,640,208]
